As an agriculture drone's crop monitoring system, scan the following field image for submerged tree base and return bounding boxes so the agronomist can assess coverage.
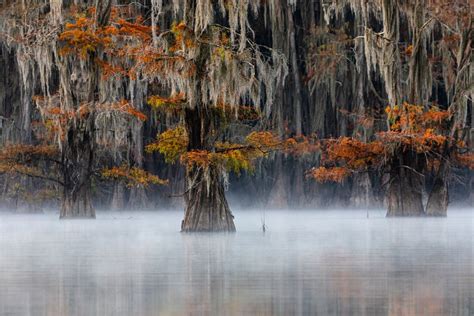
[425,182,448,217]
[425,164,449,217]
[60,189,96,219]
[386,181,425,217]
[386,152,426,217]
[181,167,236,232]
[60,209,95,219]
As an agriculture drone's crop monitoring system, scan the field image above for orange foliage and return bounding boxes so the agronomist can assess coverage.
[404,44,414,56]
[59,10,152,59]
[385,103,449,132]
[102,165,167,187]
[180,148,253,174]
[308,137,384,183]
[283,135,320,156]
[147,93,187,112]
[422,108,451,124]
[96,59,128,79]
[455,153,474,170]
[102,100,147,122]
[60,17,102,57]
[382,103,449,153]
[311,103,469,183]
[0,144,61,182]
[116,17,151,41]
[169,21,196,52]
[310,167,351,183]
[181,150,212,170]
[245,131,282,151]
[0,144,59,161]
[325,137,385,169]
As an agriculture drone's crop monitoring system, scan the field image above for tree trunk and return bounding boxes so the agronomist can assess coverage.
[386,152,425,217]
[110,182,126,210]
[60,183,94,218]
[60,115,96,219]
[350,173,376,208]
[181,166,235,232]
[425,176,448,217]
[425,159,449,217]
[181,107,235,232]
[288,7,303,136]
[127,119,150,210]
[127,186,150,210]
[386,176,424,217]
[266,155,289,209]
[290,160,305,208]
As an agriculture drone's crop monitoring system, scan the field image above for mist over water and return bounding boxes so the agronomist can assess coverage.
[0,209,473,315]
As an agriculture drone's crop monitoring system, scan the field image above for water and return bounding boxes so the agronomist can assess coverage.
[0,209,473,316]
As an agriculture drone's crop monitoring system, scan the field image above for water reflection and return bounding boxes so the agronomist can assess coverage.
[0,210,473,315]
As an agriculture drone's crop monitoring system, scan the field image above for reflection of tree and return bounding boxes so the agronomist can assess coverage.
[388,284,445,316]
[319,249,451,315]
[182,234,233,315]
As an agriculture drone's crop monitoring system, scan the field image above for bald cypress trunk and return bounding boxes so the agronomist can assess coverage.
[266,155,289,209]
[110,182,126,210]
[386,152,425,217]
[182,165,235,232]
[425,144,450,217]
[60,113,95,219]
[387,176,424,217]
[425,173,448,217]
[61,184,94,218]
[350,173,376,208]
[181,107,235,232]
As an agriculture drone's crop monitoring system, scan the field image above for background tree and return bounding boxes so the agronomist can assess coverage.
[308,0,472,216]
[312,103,473,216]
[0,2,164,218]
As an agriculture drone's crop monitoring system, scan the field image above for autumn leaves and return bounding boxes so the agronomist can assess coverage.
[312,103,473,184]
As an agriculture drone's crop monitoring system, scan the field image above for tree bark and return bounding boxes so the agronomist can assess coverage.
[266,155,289,209]
[60,115,96,219]
[127,186,150,210]
[350,173,376,208]
[182,165,235,232]
[425,175,448,217]
[60,182,94,218]
[181,107,235,232]
[288,7,303,136]
[110,182,126,210]
[425,155,449,216]
[386,152,425,217]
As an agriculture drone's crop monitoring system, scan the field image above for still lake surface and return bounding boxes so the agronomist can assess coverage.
[0,209,473,316]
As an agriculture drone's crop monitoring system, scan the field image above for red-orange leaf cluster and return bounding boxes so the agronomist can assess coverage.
[102,165,167,188]
[310,166,351,183]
